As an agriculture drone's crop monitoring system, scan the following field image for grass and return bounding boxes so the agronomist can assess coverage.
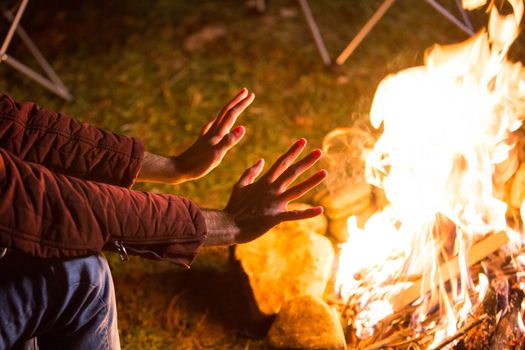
[1,0,522,348]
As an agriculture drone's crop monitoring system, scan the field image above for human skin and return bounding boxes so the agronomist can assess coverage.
[137,88,254,184]
[136,88,327,246]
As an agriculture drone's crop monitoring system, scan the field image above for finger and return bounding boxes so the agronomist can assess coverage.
[274,149,323,191]
[200,118,215,136]
[203,89,248,136]
[216,126,246,154]
[236,159,265,188]
[214,88,249,126]
[215,92,255,136]
[279,169,328,202]
[220,88,249,117]
[264,139,307,183]
[275,206,324,223]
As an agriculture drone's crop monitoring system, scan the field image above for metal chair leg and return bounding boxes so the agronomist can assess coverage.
[298,0,332,66]
[336,0,396,65]
[455,0,474,32]
[424,0,475,35]
[0,0,28,54]
[2,55,72,101]
[0,0,72,101]
[11,23,72,100]
[336,0,475,65]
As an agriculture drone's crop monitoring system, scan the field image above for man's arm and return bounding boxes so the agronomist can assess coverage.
[0,138,325,266]
[0,94,143,187]
[202,139,327,246]
[0,89,253,187]
[0,147,206,267]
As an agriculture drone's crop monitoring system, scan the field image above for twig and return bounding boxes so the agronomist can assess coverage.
[360,329,412,350]
[432,314,489,350]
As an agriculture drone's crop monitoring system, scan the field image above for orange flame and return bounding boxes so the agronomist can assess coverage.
[334,1,525,345]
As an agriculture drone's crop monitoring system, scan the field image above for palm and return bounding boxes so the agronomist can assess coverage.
[173,89,254,182]
[226,139,327,243]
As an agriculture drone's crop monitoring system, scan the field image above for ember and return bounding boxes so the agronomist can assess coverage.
[331,0,525,348]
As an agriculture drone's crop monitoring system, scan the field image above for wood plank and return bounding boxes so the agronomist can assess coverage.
[389,231,510,313]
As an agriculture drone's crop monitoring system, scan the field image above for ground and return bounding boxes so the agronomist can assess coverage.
[0,0,521,348]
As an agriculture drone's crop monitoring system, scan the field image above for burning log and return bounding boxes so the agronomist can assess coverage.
[489,287,525,349]
[447,280,525,350]
[389,232,510,314]
[454,278,506,349]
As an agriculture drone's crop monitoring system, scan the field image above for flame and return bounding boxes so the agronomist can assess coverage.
[334,0,525,345]
[462,0,487,10]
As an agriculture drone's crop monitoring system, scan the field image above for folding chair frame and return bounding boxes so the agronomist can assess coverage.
[298,0,475,66]
[1,0,72,100]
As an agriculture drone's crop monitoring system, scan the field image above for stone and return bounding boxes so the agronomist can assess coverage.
[320,127,375,219]
[267,295,347,350]
[235,229,335,316]
[319,182,372,220]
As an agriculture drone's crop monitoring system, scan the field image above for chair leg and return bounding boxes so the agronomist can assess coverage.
[14,24,71,96]
[455,0,474,32]
[0,0,72,101]
[298,0,332,66]
[424,0,475,35]
[335,0,395,65]
[0,0,28,54]
[2,55,72,101]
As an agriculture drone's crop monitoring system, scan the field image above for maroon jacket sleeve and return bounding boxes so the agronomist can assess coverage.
[0,148,207,268]
[0,94,144,188]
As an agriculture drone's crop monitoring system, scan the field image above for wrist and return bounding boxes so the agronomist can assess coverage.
[137,152,184,184]
[202,209,240,246]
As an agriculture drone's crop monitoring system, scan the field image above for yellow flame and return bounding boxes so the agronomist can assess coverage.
[335,0,525,344]
[462,0,487,10]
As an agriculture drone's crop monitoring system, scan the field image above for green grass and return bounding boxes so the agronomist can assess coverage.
[1,0,521,348]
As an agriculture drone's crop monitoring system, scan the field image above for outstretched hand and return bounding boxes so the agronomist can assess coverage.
[137,88,254,184]
[172,88,254,183]
[203,139,327,246]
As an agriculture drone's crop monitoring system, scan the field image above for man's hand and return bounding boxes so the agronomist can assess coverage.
[203,139,328,246]
[137,88,254,184]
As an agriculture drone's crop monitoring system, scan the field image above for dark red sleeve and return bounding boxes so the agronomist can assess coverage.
[0,148,207,268]
[0,94,144,188]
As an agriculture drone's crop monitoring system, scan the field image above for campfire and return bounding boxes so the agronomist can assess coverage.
[332,0,525,348]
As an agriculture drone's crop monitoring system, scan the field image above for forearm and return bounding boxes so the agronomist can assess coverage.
[0,94,143,187]
[202,209,240,246]
[136,152,179,183]
[0,147,206,264]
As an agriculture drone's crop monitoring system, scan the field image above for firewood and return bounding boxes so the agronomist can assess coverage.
[434,314,489,350]
[490,288,525,349]
[457,278,506,349]
[389,232,510,313]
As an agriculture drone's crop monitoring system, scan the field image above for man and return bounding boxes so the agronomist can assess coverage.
[0,88,327,349]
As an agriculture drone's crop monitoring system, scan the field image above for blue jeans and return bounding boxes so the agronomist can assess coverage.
[0,252,120,350]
